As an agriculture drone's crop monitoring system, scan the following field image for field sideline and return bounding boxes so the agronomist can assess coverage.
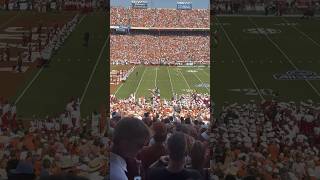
[0,11,107,118]
[213,16,320,113]
[112,65,210,100]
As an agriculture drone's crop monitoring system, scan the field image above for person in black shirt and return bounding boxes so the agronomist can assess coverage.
[147,132,202,180]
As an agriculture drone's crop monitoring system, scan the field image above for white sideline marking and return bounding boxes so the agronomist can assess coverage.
[282,18,320,49]
[134,67,146,96]
[80,35,109,104]
[167,66,174,96]
[14,14,86,105]
[14,67,44,105]
[177,68,191,90]
[216,17,265,101]
[114,83,123,96]
[248,16,320,97]
[154,67,158,88]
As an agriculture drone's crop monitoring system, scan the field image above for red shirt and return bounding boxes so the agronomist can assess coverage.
[137,144,166,170]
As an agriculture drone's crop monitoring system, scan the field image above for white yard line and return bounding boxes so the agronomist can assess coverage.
[114,65,136,95]
[192,72,210,93]
[167,66,174,96]
[78,14,86,24]
[134,67,147,96]
[14,67,44,105]
[114,83,124,96]
[178,68,191,90]
[155,66,158,88]
[14,14,86,105]
[216,17,265,101]
[282,18,320,49]
[248,16,320,97]
[201,68,210,77]
[80,34,109,104]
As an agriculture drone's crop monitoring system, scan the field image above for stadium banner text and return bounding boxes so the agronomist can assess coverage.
[114,25,131,34]
[177,1,192,10]
[131,0,148,8]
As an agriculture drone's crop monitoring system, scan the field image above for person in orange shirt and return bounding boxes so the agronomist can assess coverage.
[33,154,42,176]
[23,132,35,151]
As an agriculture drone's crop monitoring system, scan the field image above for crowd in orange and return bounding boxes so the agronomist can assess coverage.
[109,93,211,179]
[110,31,209,65]
[0,97,107,180]
[110,7,209,28]
[210,100,320,179]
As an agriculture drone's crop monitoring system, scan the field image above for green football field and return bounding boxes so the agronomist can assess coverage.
[113,65,210,100]
[6,12,108,119]
[213,16,320,112]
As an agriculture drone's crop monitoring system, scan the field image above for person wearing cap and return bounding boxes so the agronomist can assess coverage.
[137,122,167,171]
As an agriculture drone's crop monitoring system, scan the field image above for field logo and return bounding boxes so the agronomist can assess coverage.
[275,23,298,26]
[187,70,198,73]
[274,70,320,80]
[195,83,210,88]
[243,28,281,35]
[182,89,194,93]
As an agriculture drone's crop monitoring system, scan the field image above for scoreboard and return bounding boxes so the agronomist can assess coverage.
[177,1,192,10]
[131,0,148,9]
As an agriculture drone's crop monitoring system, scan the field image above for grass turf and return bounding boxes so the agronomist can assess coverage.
[213,16,320,113]
[9,12,107,119]
[113,65,210,100]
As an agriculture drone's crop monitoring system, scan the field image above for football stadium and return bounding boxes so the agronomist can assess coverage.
[0,1,108,180]
[210,1,320,180]
[109,0,212,180]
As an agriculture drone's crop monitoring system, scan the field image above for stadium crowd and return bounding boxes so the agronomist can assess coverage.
[0,0,106,12]
[0,13,80,72]
[108,92,211,180]
[212,0,320,16]
[38,13,80,66]
[110,7,209,28]
[0,97,107,180]
[209,99,320,179]
[110,31,210,65]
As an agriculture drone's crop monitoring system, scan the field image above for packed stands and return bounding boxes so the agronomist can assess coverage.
[110,7,210,65]
[110,7,209,28]
[110,31,209,65]
[109,93,211,180]
[209,100,320,179]
[212,0,320,15]
[0,97,107,180]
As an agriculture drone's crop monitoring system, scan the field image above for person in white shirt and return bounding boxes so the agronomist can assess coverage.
[110,117,150,180]
[91,111,100,136]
